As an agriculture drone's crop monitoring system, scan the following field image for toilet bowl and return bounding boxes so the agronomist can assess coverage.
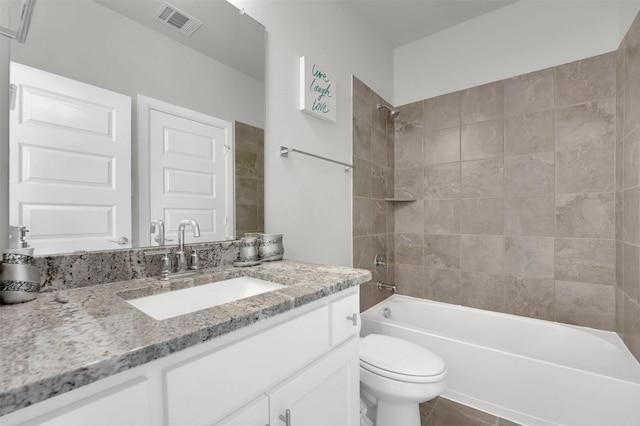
[359,334,447,426]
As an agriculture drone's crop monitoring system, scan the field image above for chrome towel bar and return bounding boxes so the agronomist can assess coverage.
[280,146,354,172]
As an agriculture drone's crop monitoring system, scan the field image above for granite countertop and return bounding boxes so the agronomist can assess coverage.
[0,260,370,417]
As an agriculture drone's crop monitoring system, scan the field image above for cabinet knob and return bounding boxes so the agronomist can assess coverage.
[346,313,358,326]
[279,408,291,425]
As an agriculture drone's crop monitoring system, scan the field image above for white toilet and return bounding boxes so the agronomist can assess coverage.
[359,334,447,426]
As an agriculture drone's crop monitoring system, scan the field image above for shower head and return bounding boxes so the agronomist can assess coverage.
[377,103,399,119]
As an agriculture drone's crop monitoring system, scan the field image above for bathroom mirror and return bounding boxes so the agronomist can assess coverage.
[8,0,265,254]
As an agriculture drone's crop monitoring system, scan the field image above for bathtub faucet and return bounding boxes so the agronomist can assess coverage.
[377,281,397,293]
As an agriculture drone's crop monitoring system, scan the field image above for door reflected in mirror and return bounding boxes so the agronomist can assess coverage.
[7,0,265,254]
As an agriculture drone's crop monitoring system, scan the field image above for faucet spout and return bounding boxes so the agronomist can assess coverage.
[176,219,201,272]
[150,219,165,246]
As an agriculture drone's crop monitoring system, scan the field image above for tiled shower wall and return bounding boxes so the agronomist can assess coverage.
[235,121,265,237]
[352,77,396,311]
[393,52,619,331]
[616,14,640,361]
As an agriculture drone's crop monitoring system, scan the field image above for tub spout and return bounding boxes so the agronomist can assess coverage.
[377,281,397,293]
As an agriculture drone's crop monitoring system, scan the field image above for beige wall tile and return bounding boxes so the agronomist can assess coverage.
[624,71,640,138]
[236,177,258,204]
[395,201,424,234]
[623,296,640,361]
[504,195,555,236]
[626,13,640,86]
[235,121,258,152]
[371,128,388,167]
[395,101,424,168]
[623,127,640,189]
[353,76,373,124]
[461,157,503,197]
[504,68,555,116]
[555,238,616,286]
[556,280,615,330]
[460,197,504,235]
[424,234,460,270]
[425,163,461,199]
[395,167,422,199]
[556,193,614,238]
[374,93,393,133]
[616,138,624,192]
[395,263,425,298]
[556,146,614,194]
[556,98,616,150]
[372,199,387,235]
[424,91,461,131]
[424,199,460,234]
[555,52,616,107]
[623,188,640,244]
[396,233,424,266]
[353,196,372,236]
[371,163,388,200]
[424,269,461,304]
[353,235,372,270]
[504,110,555,156]
[461,81,504,125]
[618,37,626,95]
[353,157,372,198]
[616,191,624,241]
[461,235,504,274]
[504,236,555,279]
[353,116,372,161]
[617,240,625,290]
[461,118,504,161]
[624,243,640,303]
[235,149,258,178]
[504,152,555,195]
[617,288,625,338]
[236,204,257,232]
[461,271,506,312]
[504,276,555,320]
[425,127,460,165]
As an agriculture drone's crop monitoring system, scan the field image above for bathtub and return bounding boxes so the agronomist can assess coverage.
[360,295,640,426]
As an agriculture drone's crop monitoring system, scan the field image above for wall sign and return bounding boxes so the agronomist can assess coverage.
[299,56,336,122]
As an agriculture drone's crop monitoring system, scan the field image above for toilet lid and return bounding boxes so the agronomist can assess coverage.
[360,334,446,378]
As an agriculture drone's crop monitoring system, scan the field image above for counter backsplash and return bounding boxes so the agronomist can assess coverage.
[21,242,240,292]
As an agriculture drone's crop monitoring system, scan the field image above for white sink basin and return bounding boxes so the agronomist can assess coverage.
[126,277,286,320]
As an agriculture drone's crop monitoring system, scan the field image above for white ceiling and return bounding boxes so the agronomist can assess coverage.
[348,0,519,48]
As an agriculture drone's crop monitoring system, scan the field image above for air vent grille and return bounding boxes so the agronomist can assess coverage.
[153,2,202,37]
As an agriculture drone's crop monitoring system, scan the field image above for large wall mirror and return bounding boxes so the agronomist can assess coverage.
[8,0,265,255]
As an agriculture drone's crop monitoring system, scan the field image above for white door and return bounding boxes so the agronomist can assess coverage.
[9,62,131,254]
[138,96,233,246]
[268,338,360,426]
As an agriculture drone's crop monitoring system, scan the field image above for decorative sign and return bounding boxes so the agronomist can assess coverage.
[299,56,336,122]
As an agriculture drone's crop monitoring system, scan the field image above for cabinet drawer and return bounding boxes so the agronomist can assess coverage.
[165,306,329,426]
[330,291,360,346]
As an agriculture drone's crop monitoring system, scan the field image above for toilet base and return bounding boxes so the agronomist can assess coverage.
[375,399,420,426]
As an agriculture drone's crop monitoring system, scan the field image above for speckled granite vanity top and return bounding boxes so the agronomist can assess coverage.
[0,260,370,416]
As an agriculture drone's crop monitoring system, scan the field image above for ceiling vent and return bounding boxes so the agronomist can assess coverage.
[153,2,202,37]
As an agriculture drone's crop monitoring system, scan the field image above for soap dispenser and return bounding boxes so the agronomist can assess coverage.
[0,226,41,304]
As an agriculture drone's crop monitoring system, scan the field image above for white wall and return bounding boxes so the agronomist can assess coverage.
[230,0,394,267]
[394,0,625,105]
[620,1,640,42]
[0,38,9,249]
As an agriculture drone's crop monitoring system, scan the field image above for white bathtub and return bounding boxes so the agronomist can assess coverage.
[360,295,640,426]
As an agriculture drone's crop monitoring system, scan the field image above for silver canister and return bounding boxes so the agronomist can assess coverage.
[0,247,41,304]
[238,237,260,263]
[258,234,284,261]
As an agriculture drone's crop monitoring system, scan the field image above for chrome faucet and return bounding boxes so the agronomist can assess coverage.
[150,219,166,246]
[175,219,201,272]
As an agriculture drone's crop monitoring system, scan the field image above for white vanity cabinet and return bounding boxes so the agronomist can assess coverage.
[0,289,361,426]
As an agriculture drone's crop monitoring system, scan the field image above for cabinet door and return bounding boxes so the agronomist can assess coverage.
[268,338,359,426]
[5,379,151,426]
[215,396,269,426]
